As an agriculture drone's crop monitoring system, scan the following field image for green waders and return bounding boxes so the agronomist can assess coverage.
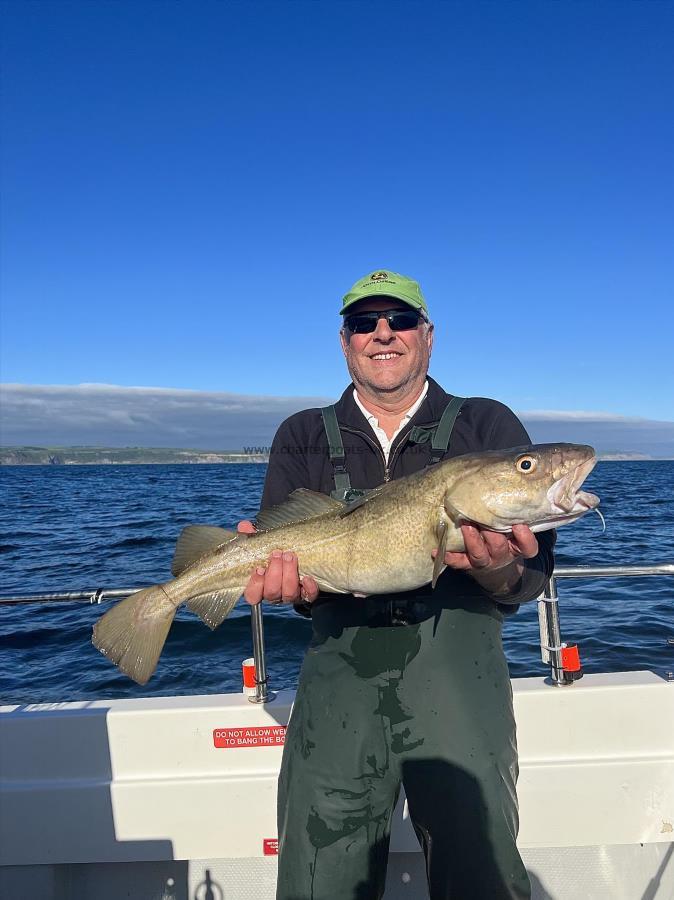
[276,593,530,900]
[276,397,529,899]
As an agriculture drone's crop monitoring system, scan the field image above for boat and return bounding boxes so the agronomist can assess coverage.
[1,564,673,899]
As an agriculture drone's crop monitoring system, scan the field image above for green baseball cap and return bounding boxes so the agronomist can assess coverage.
[339,269,429,316]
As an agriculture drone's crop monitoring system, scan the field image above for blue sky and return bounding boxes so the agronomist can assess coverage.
[1,0,672,423]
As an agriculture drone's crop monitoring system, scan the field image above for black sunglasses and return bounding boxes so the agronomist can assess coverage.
[343,308,427,334]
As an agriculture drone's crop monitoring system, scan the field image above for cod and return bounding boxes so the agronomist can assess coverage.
[93,443,600,684]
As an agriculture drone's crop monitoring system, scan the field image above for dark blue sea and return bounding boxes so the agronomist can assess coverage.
[1,462,673,705]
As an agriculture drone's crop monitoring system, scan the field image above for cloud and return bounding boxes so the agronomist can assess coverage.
[1,383,672,457]
[0,383,333,450]
[517,410,654,423]
[518,410,674,457]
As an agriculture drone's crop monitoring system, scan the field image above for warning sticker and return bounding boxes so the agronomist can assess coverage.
[263,838,279,855]
[213,726,286,749]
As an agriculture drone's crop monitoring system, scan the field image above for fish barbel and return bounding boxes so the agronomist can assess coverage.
[93,443,599,684]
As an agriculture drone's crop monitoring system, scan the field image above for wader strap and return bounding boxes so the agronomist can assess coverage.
[322,396,465,496]
[321,406,354,500]
[427,395,465,465]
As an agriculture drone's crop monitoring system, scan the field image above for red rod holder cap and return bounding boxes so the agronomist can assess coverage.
[561,643,583,680]
[242,657,257,693]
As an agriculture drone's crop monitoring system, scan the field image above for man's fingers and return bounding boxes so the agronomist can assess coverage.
[300,575,319,602]
[246,550,306,605]
[435,537,490,572]
[460,524,491,568]
[281,551,301,602]
[244,567,266,605]
[445,524,530,573]
[263,550,284,601]
[509,524,539,558]
[442,551,474,571]
[481,529,516,567]
[480,529,509,554]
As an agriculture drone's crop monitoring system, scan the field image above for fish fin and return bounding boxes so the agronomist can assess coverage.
[432,518,448,588]
[255,489,344,531]
[187,587,243,629]
[172,525,238,576]
[92,586,176,685]
[338,485,387,517]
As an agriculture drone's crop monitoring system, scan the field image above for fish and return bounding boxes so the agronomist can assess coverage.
[92,443,600,684]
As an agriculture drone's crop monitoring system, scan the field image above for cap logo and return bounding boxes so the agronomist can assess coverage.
[370,271,389,282]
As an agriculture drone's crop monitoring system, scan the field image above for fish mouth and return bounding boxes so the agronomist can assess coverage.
[546,455,600,520]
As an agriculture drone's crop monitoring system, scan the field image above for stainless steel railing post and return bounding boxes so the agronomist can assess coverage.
[539,574,568,686]
[249,603,274,703]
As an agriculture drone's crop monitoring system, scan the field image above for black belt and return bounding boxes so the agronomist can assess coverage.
[311,594,436,629]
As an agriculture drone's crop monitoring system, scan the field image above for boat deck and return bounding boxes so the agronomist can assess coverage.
[1,670,673,899]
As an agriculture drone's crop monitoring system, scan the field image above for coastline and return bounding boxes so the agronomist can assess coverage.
[0,447,269,465]
[1,447,669,465]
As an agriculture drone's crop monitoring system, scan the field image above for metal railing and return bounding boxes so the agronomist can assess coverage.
[1,563,673,699]
[0,585,273,704]
[539,563,674,686]
[0,589,135,606]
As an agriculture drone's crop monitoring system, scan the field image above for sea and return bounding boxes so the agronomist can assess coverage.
[1,461,673,705]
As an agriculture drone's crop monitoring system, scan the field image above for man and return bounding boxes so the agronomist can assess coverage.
[239,270,554,900]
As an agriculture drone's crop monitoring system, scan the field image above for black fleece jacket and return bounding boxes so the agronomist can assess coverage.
[260,377,555,613]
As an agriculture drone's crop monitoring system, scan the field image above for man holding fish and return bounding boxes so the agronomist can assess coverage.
[93,269,600,898]
[240,270,554,900]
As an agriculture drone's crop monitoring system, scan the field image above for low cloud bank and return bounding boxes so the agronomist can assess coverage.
[1,384,672,457]
[519,409,674,457]
[522,419,673,458]
[0,384,332,450]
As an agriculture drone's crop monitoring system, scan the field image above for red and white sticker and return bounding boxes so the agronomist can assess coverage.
[263,838,279,856]
[213,725,286,748]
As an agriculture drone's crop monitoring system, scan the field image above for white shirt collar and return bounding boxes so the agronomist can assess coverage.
[353,381,429,464]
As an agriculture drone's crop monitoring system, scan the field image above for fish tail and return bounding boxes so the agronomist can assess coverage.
[92,585,177,685]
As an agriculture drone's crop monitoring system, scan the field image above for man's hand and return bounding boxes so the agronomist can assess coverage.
[441,523,538,571]
[237,520,319,606]
[433,523,539,596]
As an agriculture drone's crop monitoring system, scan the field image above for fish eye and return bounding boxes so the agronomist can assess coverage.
[516,455,537,473]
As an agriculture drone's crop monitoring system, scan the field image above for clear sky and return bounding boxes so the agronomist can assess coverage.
[1,0,672,421]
